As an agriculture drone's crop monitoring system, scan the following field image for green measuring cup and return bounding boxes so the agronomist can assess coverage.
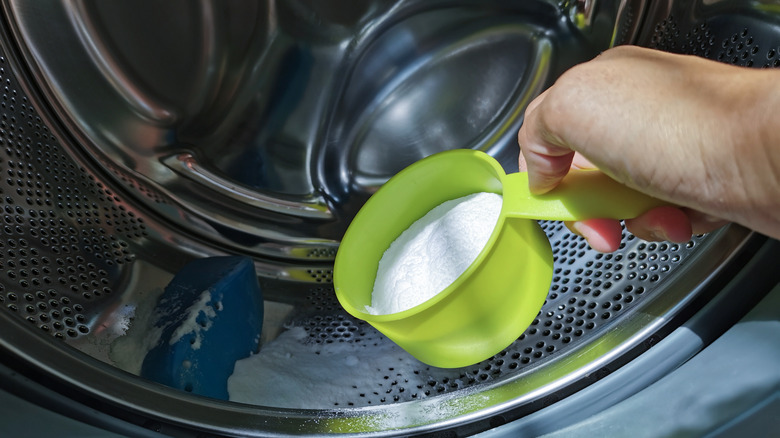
[334,149,666,368]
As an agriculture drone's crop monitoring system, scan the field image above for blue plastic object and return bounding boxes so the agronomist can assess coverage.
[141,256,263,400]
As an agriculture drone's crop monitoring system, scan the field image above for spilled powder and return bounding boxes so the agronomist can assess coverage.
[227,325,487,411]
[168,290,221,350]
[108,287,165,375]
[367,192,502,315]
[227,326,424,408]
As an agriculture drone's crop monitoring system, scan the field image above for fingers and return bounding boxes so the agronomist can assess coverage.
[624,206,693,243]
[566,207,729,253]
[566,206,728,253]
[681,208,730,235]
[517,91,544,172]
[518,90,577,194]
[565,218,624,253]
[516,45,741,252]
[571,153,597,170]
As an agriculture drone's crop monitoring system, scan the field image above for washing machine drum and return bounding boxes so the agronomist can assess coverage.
[0,1,777,436]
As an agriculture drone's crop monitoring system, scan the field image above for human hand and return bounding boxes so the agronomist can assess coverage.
[518,45,780,252]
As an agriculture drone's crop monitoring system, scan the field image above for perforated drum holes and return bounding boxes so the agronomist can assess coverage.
[306,315,363,344]
[650,16,681,52]
[306,286,341,312]
[306,268,333,283]
[0,2,771,433]
[649,15,780,70]
[0,52,145,340]
[100,159,169,205]
[291,221,706,408]
[5,287,89,338]
[306,247,338,259]
[615,4,636,45]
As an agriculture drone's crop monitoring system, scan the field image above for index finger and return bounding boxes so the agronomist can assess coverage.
[517,90,577,194]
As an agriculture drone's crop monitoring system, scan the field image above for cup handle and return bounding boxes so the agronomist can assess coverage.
[502,170,669,222]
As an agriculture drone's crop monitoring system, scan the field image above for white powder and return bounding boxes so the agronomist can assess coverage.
[168,290,220,350]
[367,192,503,315]
[108,287,166,375]
[227,325,487,411]
[227,326,425,408]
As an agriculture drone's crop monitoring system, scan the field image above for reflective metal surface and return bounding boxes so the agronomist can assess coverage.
[0,0,777,436]
[5,0,631,267]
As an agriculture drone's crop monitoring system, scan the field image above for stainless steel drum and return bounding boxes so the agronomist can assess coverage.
[0,0,778,436]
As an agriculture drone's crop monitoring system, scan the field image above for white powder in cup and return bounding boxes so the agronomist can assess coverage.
[366,192,503,315]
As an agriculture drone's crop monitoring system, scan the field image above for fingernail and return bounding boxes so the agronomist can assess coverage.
[648,229,668,241]
[571,163,598,171]
[569,221,594,247]
[701,213,723,223]
[569,221,585,237]
[571,221,611,253]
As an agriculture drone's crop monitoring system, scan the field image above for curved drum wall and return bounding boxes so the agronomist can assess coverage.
[0,0,777,436]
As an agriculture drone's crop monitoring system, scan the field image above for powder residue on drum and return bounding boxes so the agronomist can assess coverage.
[366,192,503,315]
[109,287,166,375]
[227,325,425,408]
